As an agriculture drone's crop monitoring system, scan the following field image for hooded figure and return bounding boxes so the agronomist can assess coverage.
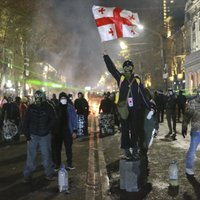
[123,60,134,79]
[177,90,187,122]
[74,92,89,136]
[1,95,20,141]
[51,93,59,106]
[19,97,28,125]
[165,88,177,140]
[23,90,55,183]
[103,53,155,162]
[52,92,77,171]
[99,92,113,114]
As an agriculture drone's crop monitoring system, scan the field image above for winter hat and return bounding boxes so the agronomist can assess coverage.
[59,92,68,100]
[123,60,134,68]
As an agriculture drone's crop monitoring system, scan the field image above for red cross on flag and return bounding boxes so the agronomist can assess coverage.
[92,5,140,42]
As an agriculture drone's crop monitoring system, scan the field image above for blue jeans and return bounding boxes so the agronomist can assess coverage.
[186,132,200,169]
[23,134,54,178]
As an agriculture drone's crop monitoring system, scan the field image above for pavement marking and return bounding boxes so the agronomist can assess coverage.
[96,117,112,200]
[85,117,99,200]
[98,138,111,200]
[85,116,111,200]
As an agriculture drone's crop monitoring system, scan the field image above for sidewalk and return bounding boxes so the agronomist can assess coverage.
[101,120,200,200]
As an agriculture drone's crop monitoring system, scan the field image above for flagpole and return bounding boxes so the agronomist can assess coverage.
[102,42,108,55]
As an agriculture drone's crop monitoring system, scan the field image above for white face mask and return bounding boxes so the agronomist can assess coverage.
[60,99,67,105]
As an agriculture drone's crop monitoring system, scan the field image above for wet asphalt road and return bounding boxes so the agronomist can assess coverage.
[0,115,200,200]
[0,115,103,200]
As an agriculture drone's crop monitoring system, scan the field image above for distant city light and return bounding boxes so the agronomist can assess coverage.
[41,87,45,92]
[137,24,144,30]
[85,86,91,91]
[105,72,109,76]
[6,80,12,88]
[120,41,128,50]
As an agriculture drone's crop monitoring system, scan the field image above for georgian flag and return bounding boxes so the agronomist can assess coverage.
[92,5,140,42]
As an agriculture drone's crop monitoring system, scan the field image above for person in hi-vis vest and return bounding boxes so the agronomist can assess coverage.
[103,52,155,160]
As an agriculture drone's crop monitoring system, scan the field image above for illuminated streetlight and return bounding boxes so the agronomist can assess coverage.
[138,24,167,90]
[137,24,144,30]
[119,41,128,50]
[138,24,164,66]
[6,80,12,88]
[85,86,91,91]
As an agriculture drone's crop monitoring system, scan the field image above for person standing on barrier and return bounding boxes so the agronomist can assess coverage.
[103,53,155,160]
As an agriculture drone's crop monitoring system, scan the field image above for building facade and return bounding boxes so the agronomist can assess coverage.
[161,0,186,91]
[184,0,200,92]
[168,26,186,91]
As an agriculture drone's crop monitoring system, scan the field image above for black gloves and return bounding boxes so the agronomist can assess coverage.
[182,129,187,138]
[149,101,157,114]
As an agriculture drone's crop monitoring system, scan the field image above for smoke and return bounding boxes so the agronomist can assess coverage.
[31,0,103,88]
[30,0,185,89]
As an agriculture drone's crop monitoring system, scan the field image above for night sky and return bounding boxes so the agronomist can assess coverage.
[31,0,186,88]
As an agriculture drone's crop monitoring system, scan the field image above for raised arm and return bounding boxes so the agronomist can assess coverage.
[103,54,121,83]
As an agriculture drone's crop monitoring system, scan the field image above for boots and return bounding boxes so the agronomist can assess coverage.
[171,133,177,140]
[124,148,132,159]
[165,132,172,138]
[123,148,140,161]
[132,147,140,161]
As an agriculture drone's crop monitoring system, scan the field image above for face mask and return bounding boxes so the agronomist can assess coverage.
[123,65,133,73]
[60,99,67,105]
[35,97,42,105]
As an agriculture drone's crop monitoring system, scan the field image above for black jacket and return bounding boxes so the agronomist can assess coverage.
[99,97,113,114]
[23,102,55,140]
[2,102,20,125]
[166,95,177,110]
[74,98,89,115]
[177,94,187,107]
[103,54,152,111]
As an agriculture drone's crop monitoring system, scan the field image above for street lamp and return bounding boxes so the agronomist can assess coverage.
[138,24,167,90]
[119,41,128,50]
[138,25,164,66]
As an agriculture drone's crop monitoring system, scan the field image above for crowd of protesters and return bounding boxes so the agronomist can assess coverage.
[153,88,187,141]
[0,83,197,183]
[0,91,90,183]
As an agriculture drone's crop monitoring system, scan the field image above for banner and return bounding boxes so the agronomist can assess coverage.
[92,5,140,42]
